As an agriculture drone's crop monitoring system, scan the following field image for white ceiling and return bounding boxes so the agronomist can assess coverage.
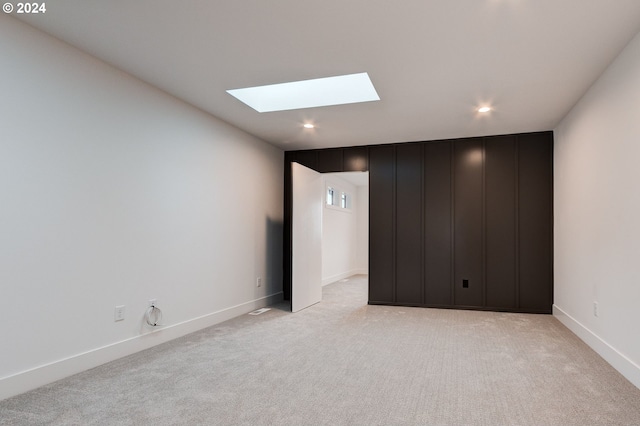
[16,1,640,151]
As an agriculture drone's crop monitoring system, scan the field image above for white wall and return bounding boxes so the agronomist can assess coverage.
[321,175,368,285]
[0,16,283,400]
[554,30,640,389]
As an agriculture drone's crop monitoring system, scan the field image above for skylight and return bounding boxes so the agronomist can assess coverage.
[226,72,380,113]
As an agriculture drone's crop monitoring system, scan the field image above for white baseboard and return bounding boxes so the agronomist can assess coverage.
[322,270,366,286]
[553,304,640,389]
[0,292,283,401]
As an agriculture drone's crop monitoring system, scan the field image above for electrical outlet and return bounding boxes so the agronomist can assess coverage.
[148,299,157,307]
[256,277,262,287]
[114,305,125,321]
[593,302,599,317]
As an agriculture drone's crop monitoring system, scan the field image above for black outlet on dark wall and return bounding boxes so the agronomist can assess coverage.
[462,279,469,288]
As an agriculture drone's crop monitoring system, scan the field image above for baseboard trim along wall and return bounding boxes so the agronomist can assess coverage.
[0,292,283,401]
[322,271,366,287]
[553,304,640,389]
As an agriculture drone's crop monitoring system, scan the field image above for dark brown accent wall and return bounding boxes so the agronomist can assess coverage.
[485,136,517,309]
[284,131,553,313]
[368,145,395,303]
[423,142,452,306]
[453,138,484,307]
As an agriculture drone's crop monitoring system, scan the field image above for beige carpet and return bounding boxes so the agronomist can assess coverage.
[2,275,640,425]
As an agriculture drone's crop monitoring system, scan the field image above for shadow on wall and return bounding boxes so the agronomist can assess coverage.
[265,217,283,297]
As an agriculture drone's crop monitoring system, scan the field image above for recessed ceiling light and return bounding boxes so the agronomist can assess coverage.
[303,123,315,129]
[227,72,380,113]
[478,106,491,113]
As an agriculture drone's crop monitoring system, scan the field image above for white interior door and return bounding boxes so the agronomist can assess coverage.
[292,162,323,312]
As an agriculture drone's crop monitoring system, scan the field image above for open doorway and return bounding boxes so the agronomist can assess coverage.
[290,165,369,312]
[320,171,369,287]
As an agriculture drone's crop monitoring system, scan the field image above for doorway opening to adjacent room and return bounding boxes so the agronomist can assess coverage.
[291,164,369,312]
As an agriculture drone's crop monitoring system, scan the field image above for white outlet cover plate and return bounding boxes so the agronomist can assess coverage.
[114,305,125,321]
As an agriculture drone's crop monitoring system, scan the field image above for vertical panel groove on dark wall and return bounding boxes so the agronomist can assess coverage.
[546,132,554,310]
[450,142,455,306]
[482,138,487,307]
[549,133,554,310]
[421,146,425,305]
[421,144,425,305]
[392,146,397,303]
[514,137,520,309]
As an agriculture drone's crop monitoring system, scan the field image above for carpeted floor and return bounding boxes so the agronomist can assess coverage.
[1,275,640,425]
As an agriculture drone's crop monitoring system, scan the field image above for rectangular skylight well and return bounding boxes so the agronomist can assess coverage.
[226,72,380,113]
